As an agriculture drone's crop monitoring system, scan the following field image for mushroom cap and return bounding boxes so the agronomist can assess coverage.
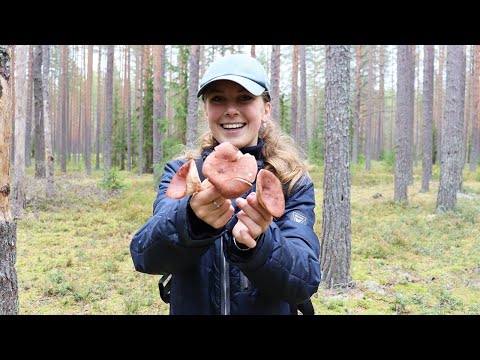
[202,142,257,199]
[256,169,285,218]
[166,159,202,199]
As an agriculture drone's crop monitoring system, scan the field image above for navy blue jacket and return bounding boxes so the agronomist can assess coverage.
[130,140,321,314]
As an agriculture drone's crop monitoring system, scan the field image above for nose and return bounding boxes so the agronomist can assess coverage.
[225,101,239,117]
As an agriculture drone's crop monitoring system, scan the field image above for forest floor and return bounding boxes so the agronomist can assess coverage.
[15,161,480,315]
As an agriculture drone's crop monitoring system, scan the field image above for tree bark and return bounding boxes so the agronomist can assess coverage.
[25,45,33,168]
[137,46,144,176]
[95,45,102,170]
[33,45,45,178]
[269,45,281,125]
[298,45,307,154]
[394,45,411,203]
[421,45,434,192]
[352,45,362,164]
[437,45,465,212]
[103,45,114,182]
[85,45,93,175]
[290,45,298,142]
[42,45,55,198]
[321,45,352,288]
[471,46,480,171]
[13,45,27,217]
[153,45,167,185]
[186,45,200,151]
[0,45,18,314]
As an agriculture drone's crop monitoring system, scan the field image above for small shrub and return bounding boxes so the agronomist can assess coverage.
[98,167,126,191]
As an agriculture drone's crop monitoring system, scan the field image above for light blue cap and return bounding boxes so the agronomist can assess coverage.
[197,54,270,98]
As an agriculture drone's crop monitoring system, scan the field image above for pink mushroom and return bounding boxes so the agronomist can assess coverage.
[255,169,285,218]
[202,142,257,199]
[166,159,203,199]
[166,142,286,218]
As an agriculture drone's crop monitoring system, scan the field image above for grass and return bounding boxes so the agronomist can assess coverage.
[15,161,480,315]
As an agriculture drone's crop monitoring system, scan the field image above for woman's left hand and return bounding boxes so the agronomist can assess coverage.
[232,192,273,249]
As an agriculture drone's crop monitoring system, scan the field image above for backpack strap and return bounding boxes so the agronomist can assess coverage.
[158,274,172,303]
[158,158,205,304]
[298,299,315,315]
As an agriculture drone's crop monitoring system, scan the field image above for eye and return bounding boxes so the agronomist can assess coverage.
[210,95,224,103]
[239,94,254,102]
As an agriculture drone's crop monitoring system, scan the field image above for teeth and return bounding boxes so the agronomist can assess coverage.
[222,123,245,129]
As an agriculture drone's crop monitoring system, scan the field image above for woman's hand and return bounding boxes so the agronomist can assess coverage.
[233,192,273,249]
[189,180,235,229]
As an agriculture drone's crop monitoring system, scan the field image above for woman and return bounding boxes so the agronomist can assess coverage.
[130,53,320,315]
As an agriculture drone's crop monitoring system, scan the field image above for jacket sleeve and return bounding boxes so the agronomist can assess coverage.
[224,177,321,305]
[130,159,222,275]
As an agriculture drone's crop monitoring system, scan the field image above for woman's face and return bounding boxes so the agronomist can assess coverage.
[203,80,271,149]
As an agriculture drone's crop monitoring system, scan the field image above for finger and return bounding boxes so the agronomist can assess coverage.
[238,228,257,249]
[197,198,230,221]
[210,205,235,229]
[236,196,272,225]
[191,184,222,207]
[245,192,273,221]
[237,210,263,238]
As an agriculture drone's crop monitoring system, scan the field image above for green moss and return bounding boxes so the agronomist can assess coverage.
[16,162,480,315]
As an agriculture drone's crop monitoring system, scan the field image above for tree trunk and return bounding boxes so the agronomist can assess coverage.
[435,46,445,164]
[25,45,33,168]
[13,45,27,217]
[471,46,480,171]
[436,45,465,212]
[298,45,307,154]
[85,45,93,175]
[394,45,411,203]
[457,46,467,192]
[290,45,299,142]
[126,45,132,172]
[270,45,281,125]
[365,45,374,171]
[421,45,434,193]
[352,45,362,164]
[60,45,68,173]
[406,46,415,185]
[104,45,114,182]
[33,45,45,179]
[96,45,102,170]
[42,45,55,198]
[0,45,18,314]
[321,45,352,288]
[186,45,200,150]
[153,45,167,186]
[138,45,144,176]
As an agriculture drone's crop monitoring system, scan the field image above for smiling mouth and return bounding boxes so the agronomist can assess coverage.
[221,123,246,129]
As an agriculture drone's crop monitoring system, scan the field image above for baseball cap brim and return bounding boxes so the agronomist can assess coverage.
[196,74,266,98]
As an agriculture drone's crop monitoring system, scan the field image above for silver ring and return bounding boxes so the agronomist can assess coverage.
[213,200,220,209]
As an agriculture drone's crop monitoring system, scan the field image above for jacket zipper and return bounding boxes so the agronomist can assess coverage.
[220,234,230,315]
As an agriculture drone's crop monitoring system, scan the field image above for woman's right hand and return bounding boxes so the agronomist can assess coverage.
[189,180,235,229]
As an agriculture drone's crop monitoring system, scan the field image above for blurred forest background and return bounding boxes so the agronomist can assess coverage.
[0,45,479,315]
